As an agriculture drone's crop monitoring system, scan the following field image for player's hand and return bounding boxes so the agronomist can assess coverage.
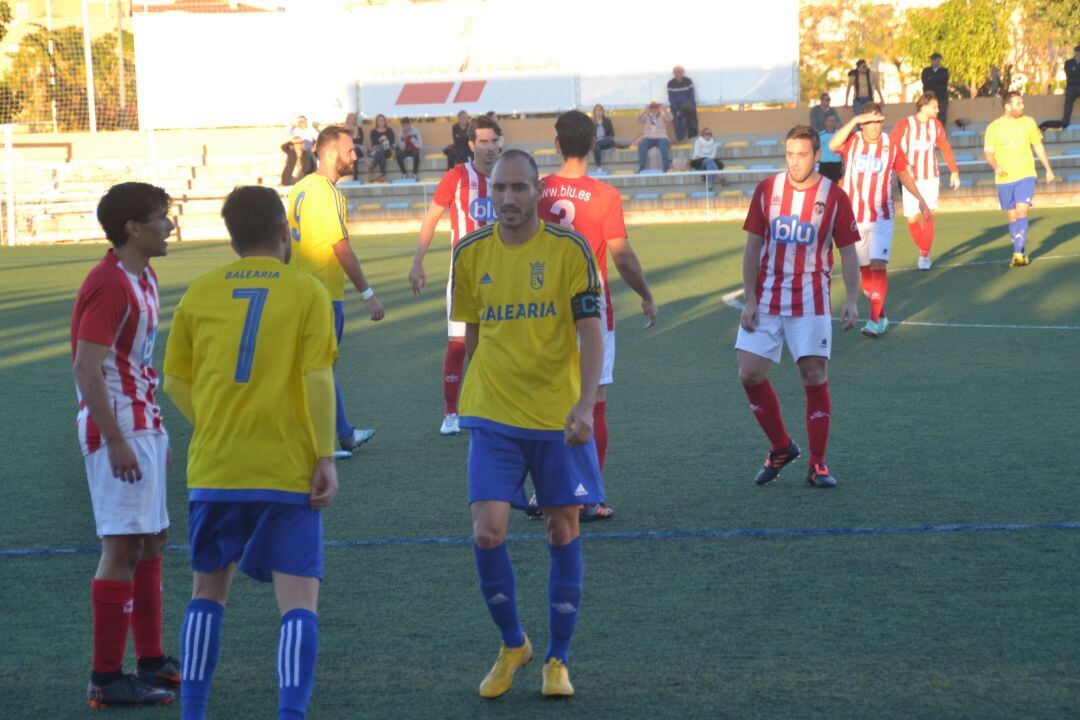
[364,295,385,321]
[408,261,426,295]
[1046,168,1056,183]
[856,112,885,125]
[108,438,142,483]
[840,297,859,331]
[642,297,658,329]
[564,402,594,447]
[919,201,932,224]
[949,172,961,190]
[996,166,1008,178]
[740,301,759,332]
[310,458,339,509]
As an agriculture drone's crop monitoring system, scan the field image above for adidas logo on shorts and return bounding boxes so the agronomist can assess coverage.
[574,484,588,497]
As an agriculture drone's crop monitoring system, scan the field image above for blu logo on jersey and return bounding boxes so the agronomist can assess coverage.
[469,197,497,223]
[853,155,885,173]
[771,215,817,246]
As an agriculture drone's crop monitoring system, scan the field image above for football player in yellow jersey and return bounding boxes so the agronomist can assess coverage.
[288,125,384,456]
[983,92,1056,267]
[451,150,603,700]
[163,186,339,720]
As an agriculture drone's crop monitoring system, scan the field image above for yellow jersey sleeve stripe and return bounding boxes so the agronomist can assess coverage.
[451,226,495,264]
[546,225,601,292]
[335,189,349,240]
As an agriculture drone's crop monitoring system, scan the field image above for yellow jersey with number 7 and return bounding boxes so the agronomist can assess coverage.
[164,256,338,503]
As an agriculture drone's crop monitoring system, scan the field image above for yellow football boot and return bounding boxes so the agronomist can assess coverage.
[541,657,574,698]
[1010,253,1030,267]
[479,635,532,699]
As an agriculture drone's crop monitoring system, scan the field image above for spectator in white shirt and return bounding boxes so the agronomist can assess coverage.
[690,127,724,190]
[395,117,423,179]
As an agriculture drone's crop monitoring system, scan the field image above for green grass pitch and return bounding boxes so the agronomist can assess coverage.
[1,207,1078,718]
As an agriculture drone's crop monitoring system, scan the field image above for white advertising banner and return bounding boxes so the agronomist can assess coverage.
[134,0,799,129]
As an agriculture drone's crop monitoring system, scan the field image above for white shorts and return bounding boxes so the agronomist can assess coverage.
[854,219,894,266]
[446,273,465,337]
[735,313,832,363]
[84,432,170,537]
[599,286,615,385]
[902,178,939,217]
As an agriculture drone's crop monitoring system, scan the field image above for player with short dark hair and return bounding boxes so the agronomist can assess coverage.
[164,185,340,720]
[409,114,504,436]
[534,109,658,522]
[983,92,1056,266]
[75,182,178,708]
[890,92,961,270]
[736,125,862,489]
[829,104,931,337]
[452,150,604,699]
[288,125,384,457]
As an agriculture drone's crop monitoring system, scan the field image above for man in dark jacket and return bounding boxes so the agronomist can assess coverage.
[921,53,950,125]
[1062,45,1080,128]
[667,65,698,142]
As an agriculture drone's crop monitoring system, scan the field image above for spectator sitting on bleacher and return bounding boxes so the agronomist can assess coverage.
[290,115,319,151]
[344,112,365,180]
[690,127,724,191]
[368,114,395,181]
[396,117,423,179]
[637,102,672,172]
[280,135,316,186]
[592,104,617,168]
[817,114,843,183]
[667,65,698,142]
[809,93,841,133]
[443,110,473,170]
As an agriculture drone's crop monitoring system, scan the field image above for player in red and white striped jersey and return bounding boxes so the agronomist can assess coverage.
[72,183,179,707]
[737,125,862,488]
[409,114,503,436]
[829,104,931,338]
[536,110,658,521]
[889,92,961,270]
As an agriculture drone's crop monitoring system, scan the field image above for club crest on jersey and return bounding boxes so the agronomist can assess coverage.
[854,155,885,173]
[814,201,826,216]
[529,262,545,290]
[772,215,817,246]
[469,197,497,223]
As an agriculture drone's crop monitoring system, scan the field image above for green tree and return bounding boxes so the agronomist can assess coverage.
[899,0,1011,99]
[799,1,855,102]
[1014,0,1079,93]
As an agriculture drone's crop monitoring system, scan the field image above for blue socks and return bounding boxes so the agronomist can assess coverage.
[180,599,224,720]
[473,543,525,648]
[278,609,319,720]
[1010,217,1029,253]
[546,538,583,665]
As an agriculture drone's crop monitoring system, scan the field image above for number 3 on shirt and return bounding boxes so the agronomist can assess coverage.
[551,199,576,230]
[233,288,268,383]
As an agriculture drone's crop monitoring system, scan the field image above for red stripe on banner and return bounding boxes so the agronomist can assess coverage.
[396,82,455,105]
[453,81,486,103]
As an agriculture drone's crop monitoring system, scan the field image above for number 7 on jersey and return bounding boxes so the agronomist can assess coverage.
[233,288,268,383]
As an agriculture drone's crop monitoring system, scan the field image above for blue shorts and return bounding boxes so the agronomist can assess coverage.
[996,177,1036,210]
[465,420,604,510]
[188,501,323,583]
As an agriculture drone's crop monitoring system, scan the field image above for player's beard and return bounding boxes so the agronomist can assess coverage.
[498,203,533,229]
[336,157,355,177]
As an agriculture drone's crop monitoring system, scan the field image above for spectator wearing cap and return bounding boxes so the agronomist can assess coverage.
[1062,45,1080,128]
[395,117,423,179]
[809,93,841,133]
[636,101,673,172]
[845,59,883,115]
[922,52,951,125]
[667,65,698,142]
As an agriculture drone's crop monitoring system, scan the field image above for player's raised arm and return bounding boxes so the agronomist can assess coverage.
[829,112,883,152]
[607,235,657,328]
[740,233,765,331]
[74,340,142,482]
[410,201,447,294]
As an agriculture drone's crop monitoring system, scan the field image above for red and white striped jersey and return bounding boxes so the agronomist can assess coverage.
[839,133,909,222]
[889,116,958,182]
[744,172,859,317]
[432,161,497,245]
[537,174,626,331]
[70,251,164,456]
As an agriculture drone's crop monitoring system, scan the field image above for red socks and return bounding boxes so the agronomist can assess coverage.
[742,379,791,451]
[862,267,888,322]
[804,382,831,467]
[132,557,164,661]
[92,579,134,675]
[593,402,608,472]
[443,339,467,415]
[908,218,934,256]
